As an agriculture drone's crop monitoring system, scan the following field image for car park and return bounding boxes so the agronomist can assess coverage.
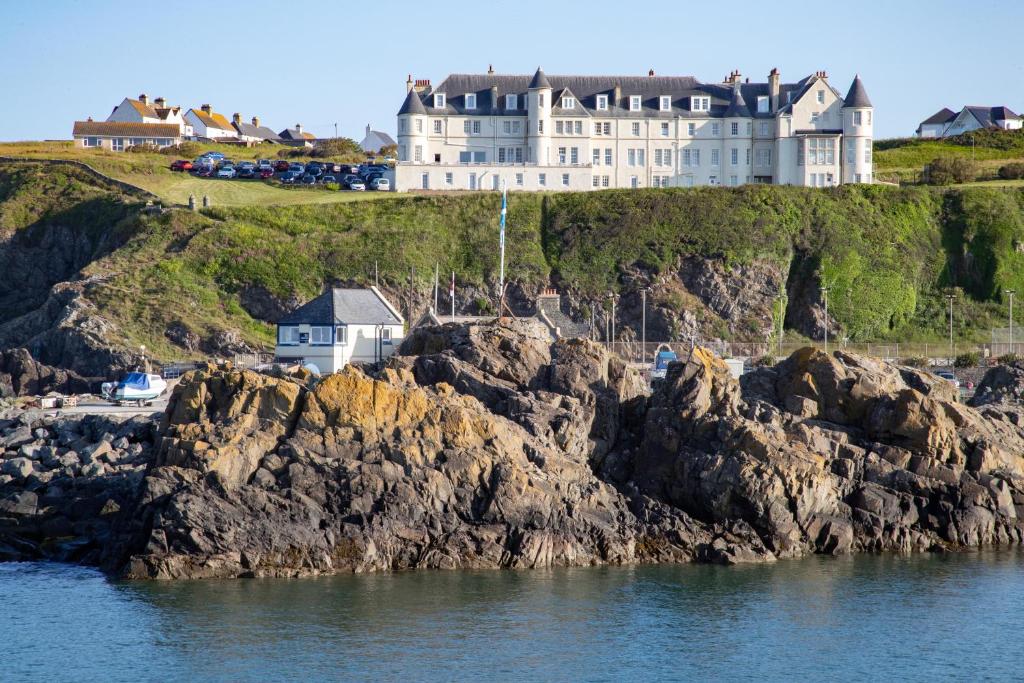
[288,162,306,175]
[170,160,193,172]
[279,171,300,184]
[217,159,235,169]
[257,159,273,170]
[299,174,317,185]
[236,167,256,179]
[216,166,236,178]
[369,177,390,191]
[346,178,366,191]
[274,160,291,172]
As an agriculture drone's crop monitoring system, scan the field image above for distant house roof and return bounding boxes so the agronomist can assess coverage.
[72,121,182,137]
[279,287,403,326]
[188,108,234,131]
[359,127,396,152]
[154,106,182,120]
[127,98,160,119]
[279,126,316,141]
[966,105,1020,125]
[919,108,957,126]
[233,121,281,141]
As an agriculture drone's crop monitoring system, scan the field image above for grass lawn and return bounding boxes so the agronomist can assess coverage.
[0,140,390,207]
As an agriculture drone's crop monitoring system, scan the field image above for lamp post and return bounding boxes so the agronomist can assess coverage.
[606,292,617,355]
[820,286,830,353]
[946,293,956,361]
[641,287,649,365]
[1007,289,1016,355]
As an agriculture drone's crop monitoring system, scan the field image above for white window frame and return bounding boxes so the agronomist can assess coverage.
[310,326,333,346]
[336,326,349,345]
[711,122,721,136]
[691,96,710,112]
[277,326,300,346]
[472,120,481,135]
[661,122,669,137]
[596,95,608,111]
[433,119,442,134]
[688,122,695,136]
[660,96,671,111]
[632,122,641,136]
[854,111,863,126]
[630,96,641,111]
[562,96,575,110]
[562,173,569,186]
[817,90,825,104]
[465,93,477,110]
[757,96,768,113]
[434,93,446,108]
[381,328,392,345]
[759,121,769,136]
[506,94,518,110]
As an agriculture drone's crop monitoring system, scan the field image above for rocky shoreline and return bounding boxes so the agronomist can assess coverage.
[2,319,1024,579]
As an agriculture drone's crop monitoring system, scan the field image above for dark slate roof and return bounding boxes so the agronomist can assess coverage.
[965,105,1020,126]
[402,73,819,119]
[398,88,427,115]
[279,288,403,326]
[919,108,957,126]
[843,75,872,108]
[279,127,315,140]
[528,67,552,89]
[724,87,751,117]
[233,121,281,141]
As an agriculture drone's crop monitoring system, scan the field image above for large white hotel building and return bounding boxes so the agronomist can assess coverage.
[394,67,873,192]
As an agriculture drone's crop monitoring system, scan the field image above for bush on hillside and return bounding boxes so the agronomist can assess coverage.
[997,352,1020,365]
[925,156,977,185]
[954,351,981,368]
[754,355,777,367]
[900,356,928,368]
[310,137,364,161]
[998,163,1024,180]
[127,143,161,154]
[159,142,204,158]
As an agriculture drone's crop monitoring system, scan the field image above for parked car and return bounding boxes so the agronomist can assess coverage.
[321,175,337,184]
[257,159,273,170]
[199,151,225,162]
[369,177,390,191]
[346,178,366,191]
[279,171,300,184]
[193,166,215,177]
[216,166,236,178]
[325,162,341,173]
[236,167,256,179]
[306,164,324,177]
[217,159,235,169]
[258,168,274,179]
[237,161,256,170]
[298,174,316,185]
[935,369,960,389]
[170,160,193,172]
[288,162,306,175]
[274,160,291,172]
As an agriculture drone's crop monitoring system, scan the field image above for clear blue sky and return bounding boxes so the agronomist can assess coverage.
[2,0,1022,142]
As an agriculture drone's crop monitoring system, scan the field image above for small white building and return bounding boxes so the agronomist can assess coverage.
[359,124,397,153]
[107,93,192,136]
[274,287,405,374]
[184,104,238,140]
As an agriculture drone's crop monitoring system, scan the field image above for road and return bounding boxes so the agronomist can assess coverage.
[55,395,169,417]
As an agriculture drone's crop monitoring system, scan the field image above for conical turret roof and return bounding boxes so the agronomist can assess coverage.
[528,67,551,89]
[843,75,872,108]
[398,89,427,115]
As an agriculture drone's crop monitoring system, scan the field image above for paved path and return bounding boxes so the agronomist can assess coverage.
[55,395,169,417]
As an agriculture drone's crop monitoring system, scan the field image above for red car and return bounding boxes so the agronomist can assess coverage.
[274,160,290,172]
[258,168,274,179]
[170,159,193,172]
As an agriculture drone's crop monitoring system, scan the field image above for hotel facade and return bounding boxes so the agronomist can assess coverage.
[394,67,873,192]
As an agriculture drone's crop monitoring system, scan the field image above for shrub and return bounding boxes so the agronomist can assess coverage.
[997,352,1020,364]
[998,163,1024,180]
[160,142,203,157]
[954,351,981,368]
[754,354,776,367]
[324,182,341,191]
[127,143,161,154]
[926,156,976,185]
[901,356,928,368]
[311,137,364,161]
[474,297,495,315]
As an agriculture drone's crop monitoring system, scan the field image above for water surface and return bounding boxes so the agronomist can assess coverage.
[3,551,1023,681]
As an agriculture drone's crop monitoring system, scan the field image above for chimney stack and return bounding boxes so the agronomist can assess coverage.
[613,84,622,109]
[232,113,241,124]
[296,123,302,134]
[139,93,149,105]
[648,68,655,77]
[768,67,780,112]
[154,97,166,108]
[413,79,431,93]
[406,74,414,94]
[201,103,212,114]
[366,124,371,136]
[252,116,260,128]
[487,64,494,74]
[491,84,499,112]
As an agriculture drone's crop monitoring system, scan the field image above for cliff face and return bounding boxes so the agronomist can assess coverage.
[4,320,1024,578]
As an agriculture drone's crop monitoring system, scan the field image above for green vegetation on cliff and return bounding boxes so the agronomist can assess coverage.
[3,159,1024,359]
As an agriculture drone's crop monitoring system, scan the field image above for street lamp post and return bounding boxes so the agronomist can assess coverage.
[820,286,830,353]
[641,288,648,366]
[1007,289,1016,355]
[946,293,956,361]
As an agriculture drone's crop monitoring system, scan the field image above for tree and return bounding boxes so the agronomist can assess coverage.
[378,143,398,158]
[311,137,364,161]
[925,156,976,185]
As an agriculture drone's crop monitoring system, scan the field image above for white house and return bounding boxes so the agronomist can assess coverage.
[359,124,396,153]
[107,93,192,136]
[184,104,238,140]
[274,287,405,374]
[918,105,1022,138]
[395,67,874,192]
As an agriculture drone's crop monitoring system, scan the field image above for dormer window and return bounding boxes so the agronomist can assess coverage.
[465,93,477,110]
[630,96,641,111]
[659,96,671,111]
[562,96,576,110]
[506,94,517,110]
[434,93,446,109]
[596,95,608,111]
[756,96,768,114]
[690,96,710,112]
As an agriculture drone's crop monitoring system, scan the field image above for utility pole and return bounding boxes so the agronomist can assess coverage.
[607,292,617,356]
[498,180,507,316]
[820,286,830,353]
[334,122,338,139]
[946,293,956,361]
[641,288,648,365]
[1008,289,1016,354]
[374,260,378,288]
[433,262,439,313]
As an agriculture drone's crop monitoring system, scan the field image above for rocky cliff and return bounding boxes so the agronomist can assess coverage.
[2,321,1024,578]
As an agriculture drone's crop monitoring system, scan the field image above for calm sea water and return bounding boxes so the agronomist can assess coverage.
[3,551,1024,682]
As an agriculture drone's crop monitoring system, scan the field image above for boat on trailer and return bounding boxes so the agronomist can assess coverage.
[101,372,167,406]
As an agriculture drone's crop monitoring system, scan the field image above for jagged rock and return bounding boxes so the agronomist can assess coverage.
[164,321,200,352]
[970,362,1024,407]
[2,457,34,479]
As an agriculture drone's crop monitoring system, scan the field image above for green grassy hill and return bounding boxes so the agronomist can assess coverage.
[875,128,1024,185]
[3,158,1024,363]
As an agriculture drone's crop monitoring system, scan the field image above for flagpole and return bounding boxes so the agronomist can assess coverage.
[499,179,507,316]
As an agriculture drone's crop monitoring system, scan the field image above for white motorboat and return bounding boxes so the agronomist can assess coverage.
[101,372,167,406]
